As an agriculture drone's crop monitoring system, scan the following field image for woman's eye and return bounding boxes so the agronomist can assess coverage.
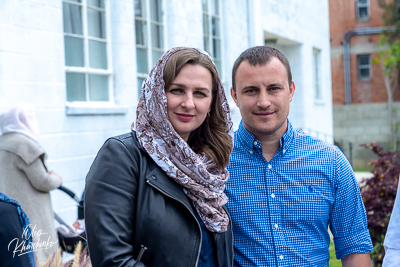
[169,88,183,94]
[194,91,207,97]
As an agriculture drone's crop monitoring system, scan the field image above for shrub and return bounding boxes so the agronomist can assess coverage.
[360,142,400,267]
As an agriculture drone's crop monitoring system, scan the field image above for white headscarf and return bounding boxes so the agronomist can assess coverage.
[0,103,41,145]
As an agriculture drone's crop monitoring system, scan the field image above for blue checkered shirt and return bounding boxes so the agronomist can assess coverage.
[226,120,373,267]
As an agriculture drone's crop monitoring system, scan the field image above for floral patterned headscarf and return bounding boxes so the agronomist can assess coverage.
[134,47,232,233]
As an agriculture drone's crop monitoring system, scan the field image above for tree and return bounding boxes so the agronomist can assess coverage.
[376,0,400,151]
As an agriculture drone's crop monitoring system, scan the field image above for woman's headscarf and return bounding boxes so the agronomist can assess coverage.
[0,103,41,145]
[134,47,232,233]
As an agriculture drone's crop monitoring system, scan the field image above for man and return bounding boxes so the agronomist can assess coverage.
[225,46,373,266]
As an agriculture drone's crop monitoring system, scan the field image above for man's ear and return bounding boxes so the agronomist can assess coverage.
[289,81,295,102]
[231,87,239,107]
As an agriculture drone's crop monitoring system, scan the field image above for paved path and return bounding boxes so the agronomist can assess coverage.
[354,172,374,183]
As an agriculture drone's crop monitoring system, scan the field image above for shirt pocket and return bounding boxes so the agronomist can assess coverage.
[280,190,330,224]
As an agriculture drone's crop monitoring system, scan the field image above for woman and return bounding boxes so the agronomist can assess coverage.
[0,103,62,265]
[85,47,233,267]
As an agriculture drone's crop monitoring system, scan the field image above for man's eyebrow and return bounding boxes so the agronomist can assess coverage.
[241,85,258,91]
[267,83,283,87]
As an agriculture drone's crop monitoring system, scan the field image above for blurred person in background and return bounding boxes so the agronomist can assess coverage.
[382,178,400,267]
[0,103,62,265]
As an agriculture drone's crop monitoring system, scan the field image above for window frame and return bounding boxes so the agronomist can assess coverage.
[63,0,114,104]
[134,0,165,97]
[202,0,223,79]
[356,0,369,19]
[357,54,371,80]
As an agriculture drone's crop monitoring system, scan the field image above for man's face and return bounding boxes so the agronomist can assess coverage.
[231,57,295,140]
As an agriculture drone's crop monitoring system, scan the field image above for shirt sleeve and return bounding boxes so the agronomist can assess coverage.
[329,148,373,259]
[383,178,400,267]
[17,156,62,192]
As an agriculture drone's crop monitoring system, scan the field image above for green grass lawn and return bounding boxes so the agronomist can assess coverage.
[329,239,342,267]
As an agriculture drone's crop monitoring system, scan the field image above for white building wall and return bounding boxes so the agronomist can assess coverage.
[0,0,333,226]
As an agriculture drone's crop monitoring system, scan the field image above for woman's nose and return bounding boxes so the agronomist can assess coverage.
[181,93,195,109]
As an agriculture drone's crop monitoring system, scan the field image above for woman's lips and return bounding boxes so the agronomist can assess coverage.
[176,113,195,121]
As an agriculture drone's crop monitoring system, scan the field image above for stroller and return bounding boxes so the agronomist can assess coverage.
[54,186,87,253]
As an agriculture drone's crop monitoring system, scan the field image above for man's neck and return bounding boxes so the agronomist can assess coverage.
[244,121,288,162]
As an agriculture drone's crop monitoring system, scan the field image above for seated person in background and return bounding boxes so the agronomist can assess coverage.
[0,191,36,267]
[0,103,62,265]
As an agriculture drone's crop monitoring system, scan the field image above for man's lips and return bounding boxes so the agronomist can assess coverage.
[254,111,275,118]
[176,113,195,121]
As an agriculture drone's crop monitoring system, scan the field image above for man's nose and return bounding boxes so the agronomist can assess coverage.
[257,91,271,108]
[181,93,195,109]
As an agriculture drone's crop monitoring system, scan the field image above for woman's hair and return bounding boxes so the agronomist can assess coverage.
[163,49,232,170]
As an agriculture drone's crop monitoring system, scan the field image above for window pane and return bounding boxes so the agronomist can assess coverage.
[204,36,210,54]
[202,0,208,13]
[150,0,162,22]
[64,36,84,67]
[63,3,83,35]
[89,40,107,69]
[87,0,105,8]
[203,14,209,35]
[134,0,146,18]
[358,0,367,3]
[87,8,106,38]
[213,38,221,58]
[136,47,148,73]
[152,50,163,66]
[135,20,147,45]
[214,59,222,75]
[151,24,163,49]
[359,55,369,65]
[360,68,370,79]
[68,0,81,2]
[66,73,86,101]
[137,77,145,97]
[358,7,368,18]
[211,0,219,16]
[89,74,109,101]
[212,17,220,36]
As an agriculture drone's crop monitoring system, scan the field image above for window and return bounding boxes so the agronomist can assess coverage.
[135,0,164,95]
[62,0,112,102]
[313,49,322,100]
[356,0,369,19]
[358,54,371,80]
[202,0,222,74]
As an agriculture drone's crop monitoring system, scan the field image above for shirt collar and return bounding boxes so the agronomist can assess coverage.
[236,119,295,153]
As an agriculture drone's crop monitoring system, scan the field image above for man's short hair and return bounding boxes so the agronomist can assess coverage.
[231,46,292,91]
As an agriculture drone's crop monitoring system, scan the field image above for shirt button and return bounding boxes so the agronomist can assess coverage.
[271,193,275,198]
[279,255,284,260]
[253,141,258,146]
[283,149,286,154]
[274,224,278,229]
[249,150,253,154]
[268,164,272,169]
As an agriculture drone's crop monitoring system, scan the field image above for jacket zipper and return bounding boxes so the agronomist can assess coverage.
[146,180,202,267]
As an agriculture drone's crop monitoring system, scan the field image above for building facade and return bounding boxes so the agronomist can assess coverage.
[330,0,400,169]
[0,0,332,224]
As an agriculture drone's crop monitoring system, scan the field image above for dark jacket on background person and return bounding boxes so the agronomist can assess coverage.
[0,192,36,267]
[85,132,233,267]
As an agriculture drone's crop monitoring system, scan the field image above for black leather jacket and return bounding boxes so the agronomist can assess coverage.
[85,132,233,267]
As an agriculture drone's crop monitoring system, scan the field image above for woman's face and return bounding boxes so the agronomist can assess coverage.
[165,63,213,142]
